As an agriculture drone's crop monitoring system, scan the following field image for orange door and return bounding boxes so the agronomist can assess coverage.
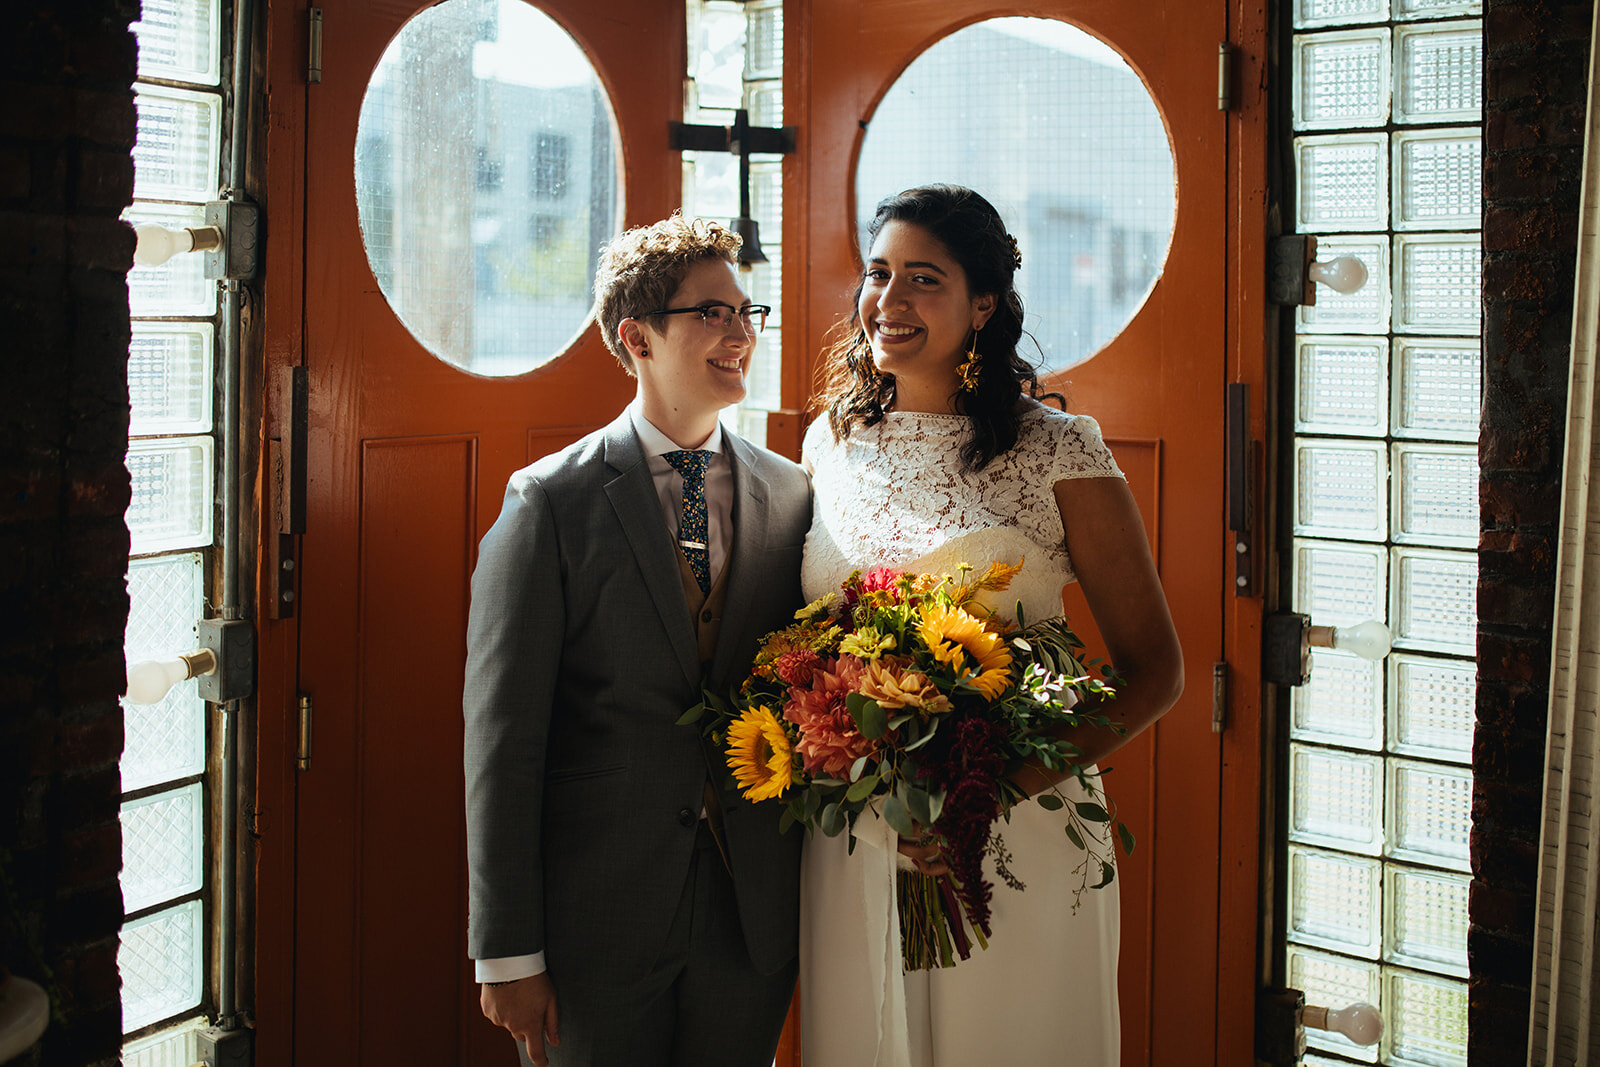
[791,3,1260,1063]
[280,2,683,1061]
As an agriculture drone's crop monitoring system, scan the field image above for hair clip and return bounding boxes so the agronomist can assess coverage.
[1006,233,1022,271]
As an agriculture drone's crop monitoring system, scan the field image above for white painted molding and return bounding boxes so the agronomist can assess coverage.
[1529,4,1600,1064]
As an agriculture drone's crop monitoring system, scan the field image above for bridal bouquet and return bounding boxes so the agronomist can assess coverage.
[680,559,1130,970]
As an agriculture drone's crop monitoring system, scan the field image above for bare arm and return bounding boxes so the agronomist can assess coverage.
[1010,476,1184,794]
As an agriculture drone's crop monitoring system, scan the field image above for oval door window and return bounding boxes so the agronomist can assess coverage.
[857,18,1175,373]
[355,0,622,377]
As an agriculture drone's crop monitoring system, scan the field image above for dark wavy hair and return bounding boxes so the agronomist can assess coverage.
[813,184,1059,472]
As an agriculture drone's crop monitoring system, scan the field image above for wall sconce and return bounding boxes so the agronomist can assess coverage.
[1263,613,1392,687]
[130,198,261,280]
[1268,234,1368,305]
[125,618,255,705]
[670,108,795,267]
[1258,988,1382,1064]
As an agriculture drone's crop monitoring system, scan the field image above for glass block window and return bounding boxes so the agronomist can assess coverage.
[1287,4,1478,1062]
[122,0,225,1052]
[685,0,786,446]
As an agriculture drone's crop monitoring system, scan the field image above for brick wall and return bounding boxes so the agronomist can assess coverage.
[1476,2,1591,1063]
[0,2,137,1065]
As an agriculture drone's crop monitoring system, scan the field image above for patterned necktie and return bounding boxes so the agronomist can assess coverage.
[663,449,713,593]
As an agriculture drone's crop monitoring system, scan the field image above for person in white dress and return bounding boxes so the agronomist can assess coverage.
[798,185,1184,1066]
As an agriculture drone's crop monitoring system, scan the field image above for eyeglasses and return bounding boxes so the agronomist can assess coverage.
[643,302,771,333]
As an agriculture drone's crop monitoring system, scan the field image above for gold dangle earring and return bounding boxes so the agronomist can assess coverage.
[956,326,982,392]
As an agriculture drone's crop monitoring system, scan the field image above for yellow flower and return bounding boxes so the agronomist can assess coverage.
[951,557,1026,609]
[918,603,1014,701]
[751,621,842,679]
[840,625,897,661]
[725,706,794,802]
[795,591,839,621]
[859,657,953,716]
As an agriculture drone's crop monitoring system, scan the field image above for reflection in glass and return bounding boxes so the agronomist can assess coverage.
[855,18,1175,373]
[356,0,621,376]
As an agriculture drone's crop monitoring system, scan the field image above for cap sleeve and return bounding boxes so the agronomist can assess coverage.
[801,414,833,470]
[1051,413,1124,482]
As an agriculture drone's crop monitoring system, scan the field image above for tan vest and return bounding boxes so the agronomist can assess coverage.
[677,545,734,869]
[676,545,730,669]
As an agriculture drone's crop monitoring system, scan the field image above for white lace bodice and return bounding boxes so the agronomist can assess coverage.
[801,402,1124,624]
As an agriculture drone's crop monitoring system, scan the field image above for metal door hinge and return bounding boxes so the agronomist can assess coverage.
[1211,661,1228,734]
[308,8,323,84]
[297,693,313,770]
[1218,43,1234,111]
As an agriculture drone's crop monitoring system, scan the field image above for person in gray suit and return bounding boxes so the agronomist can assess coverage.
[464,213,810,1067]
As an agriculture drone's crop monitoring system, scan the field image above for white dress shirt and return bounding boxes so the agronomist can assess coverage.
[474,404,737,984]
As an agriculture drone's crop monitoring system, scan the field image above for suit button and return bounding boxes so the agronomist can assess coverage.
[701,609,714,623]
[677,807,695,827]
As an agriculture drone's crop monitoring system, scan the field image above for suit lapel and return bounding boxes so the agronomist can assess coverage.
[711,433,771,689]
[601,415,701,690]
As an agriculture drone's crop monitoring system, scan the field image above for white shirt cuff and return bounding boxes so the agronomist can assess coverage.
[474,952,546,983]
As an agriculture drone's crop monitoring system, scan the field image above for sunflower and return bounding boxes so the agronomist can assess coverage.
[918,603,1014,701]
[725,705,794,801]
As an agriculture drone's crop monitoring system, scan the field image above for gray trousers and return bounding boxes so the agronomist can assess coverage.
[519,822,796,1067]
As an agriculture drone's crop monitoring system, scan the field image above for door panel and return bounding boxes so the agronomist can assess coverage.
[795,2,1243,1062]
[289,1,682,1060]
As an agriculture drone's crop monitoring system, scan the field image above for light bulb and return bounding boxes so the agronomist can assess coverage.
[1304,1001,1381,1046]
[1306,620,1391,662]
[1332,620,1391,661]
[1307,255,1368,294]
[132,223,223,267]
[126,656,190,704]
[125,648,217,705]
[132,223,196,267]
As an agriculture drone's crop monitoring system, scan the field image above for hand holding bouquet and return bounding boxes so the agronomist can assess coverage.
[681,560,1132,971]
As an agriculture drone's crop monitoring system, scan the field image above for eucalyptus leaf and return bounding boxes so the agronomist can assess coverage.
[858,699,888,740]
[845,772,880,803]
[802,790,821,819]
[1064,823,1085,851]
[904,785,933,827]
[904,722,939,751]
[1074,801,1112,822]
[820,802,845,837]
[924,788,945,826]
[675,703,705,726]
[1035,793,1065,811]
[882,793,916,837]
[850,755,869,782]
[778,807,796,834]
[1092,860,1116,889]
[1117,822,1136,855]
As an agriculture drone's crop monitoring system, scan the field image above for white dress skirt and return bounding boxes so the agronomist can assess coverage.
[797,405,1125,1067]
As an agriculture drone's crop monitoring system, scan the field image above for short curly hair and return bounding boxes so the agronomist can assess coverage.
[592,213,742,374]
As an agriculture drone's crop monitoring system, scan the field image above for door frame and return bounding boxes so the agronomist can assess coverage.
[251,0,1273,1060]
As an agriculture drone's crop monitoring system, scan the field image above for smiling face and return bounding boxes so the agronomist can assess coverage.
[624,257,754,445]
[859,219,996,410]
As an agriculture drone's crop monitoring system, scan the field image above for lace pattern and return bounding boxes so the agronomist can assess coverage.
[801,403,1123,608]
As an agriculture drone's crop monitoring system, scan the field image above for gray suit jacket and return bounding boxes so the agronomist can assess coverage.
[464,412,811,987]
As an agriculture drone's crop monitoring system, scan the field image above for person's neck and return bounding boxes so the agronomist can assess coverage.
[887,375,961,415]
[638,395,720,450]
